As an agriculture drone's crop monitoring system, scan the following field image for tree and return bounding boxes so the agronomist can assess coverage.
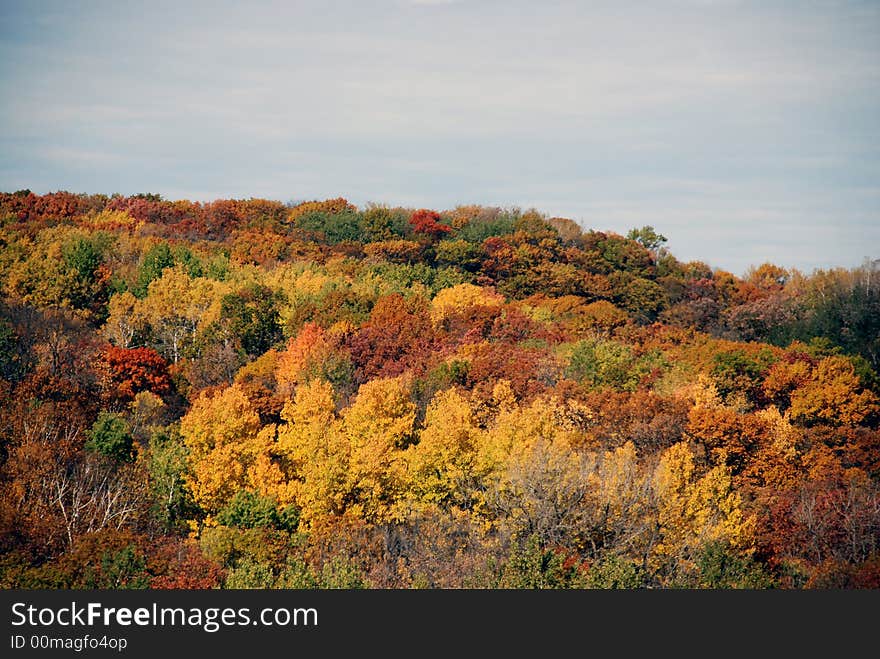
[275,322,353,400]
[179,384,265,514]
[134,242,175,297]
[274,379,343,527]
[136,266,228,363]
[103,292,143,349]
[146,428,194,532]
[789,356,879,426]
[85,412,135,463]
[409,209,452,240]
[219,284,285,357]
[626,226,667,252]
[347,294,436,381]
[407,387,485,510]
[429,283,504,326]
[97,345,172,405]
[341,376,416,523]
[652,442,755,580]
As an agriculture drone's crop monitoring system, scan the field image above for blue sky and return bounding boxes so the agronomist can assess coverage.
[1,0,878,276]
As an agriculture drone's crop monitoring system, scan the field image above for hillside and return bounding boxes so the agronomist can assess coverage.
[1,190,878,589]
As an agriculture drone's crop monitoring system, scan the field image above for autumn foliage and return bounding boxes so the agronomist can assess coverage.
[1,190,878,589]
[98,346,172,404]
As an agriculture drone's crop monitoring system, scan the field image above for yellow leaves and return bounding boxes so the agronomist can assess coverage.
[180,384,263,514]
[275,380,346,526]
[110,265,231,362]
[279,378,336,431]
[341,377,415,523]
[683,372,723,409]
[653,442,754,566]
[491,379,517,412]
[286,197,356,223]
[127,390,166,434]
[415,388,478,459]
[593,442,646,521]
[754,405,800,462]
[762,359,812,404]
[143,265,227,332]
[189,442,249,516]
[654,441,696,503]
[248,431,297,508]
[275,377,416,528]
[344,376,416,450]
[789,356,879,426]
[104,290,142,348]
[181,384,261,462]
[81,209,139,231]
[294,269,333,296]
[407,388,484,508]
[429,283,504,325]
[474,395,590,512]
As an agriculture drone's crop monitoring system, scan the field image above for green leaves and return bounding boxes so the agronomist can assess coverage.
[85,412,134,463]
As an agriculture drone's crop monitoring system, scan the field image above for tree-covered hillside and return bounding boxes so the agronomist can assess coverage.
[1,190,877,589]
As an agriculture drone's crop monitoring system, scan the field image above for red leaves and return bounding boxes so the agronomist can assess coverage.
[409,209,452,238]
[99,345,172,403]
[347,294,438,381]
[148,539,225,589]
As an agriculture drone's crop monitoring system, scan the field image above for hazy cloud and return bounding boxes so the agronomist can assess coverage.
[1,0,878,275]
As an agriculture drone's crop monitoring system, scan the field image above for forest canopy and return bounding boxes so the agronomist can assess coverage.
[1,190,878,589]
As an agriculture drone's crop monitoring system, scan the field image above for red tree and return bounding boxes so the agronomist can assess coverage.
[99,346,172,403]
[409,209,452,239]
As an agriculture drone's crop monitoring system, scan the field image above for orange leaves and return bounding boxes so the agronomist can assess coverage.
[458,340,557,401]
[98,345,171,403]
[286,197,356,223]
[362,239,423,264]
[763,358,813,409]
[347,293,436,381]
[408,209,452,239]
[276,323,331,399]
[788,356,879,426]
[230,229,293,266]
[686,405,766,473]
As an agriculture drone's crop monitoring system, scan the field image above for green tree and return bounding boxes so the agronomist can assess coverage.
[134,243,175,298]
[85,412,134,463]
[498,534,586,589]
[217,490,299,531]
[626,225,667,252]
[219,284,285,357]
[586,555,647,589]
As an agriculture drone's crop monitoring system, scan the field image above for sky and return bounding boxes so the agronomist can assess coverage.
[1,0,878,276]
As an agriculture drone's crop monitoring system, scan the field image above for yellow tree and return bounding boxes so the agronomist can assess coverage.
[652,442,754,576]
[406,387,485,511]
[137,266,228,363]
[341,376,415,524]
[789,356,879,426]
[476,394,594,544]
[429,283,504,326]
[179,384,264,514]
[591,442,655,560]
[274,379,346,525]
[103,290,144,348]
[276,376,416,527]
